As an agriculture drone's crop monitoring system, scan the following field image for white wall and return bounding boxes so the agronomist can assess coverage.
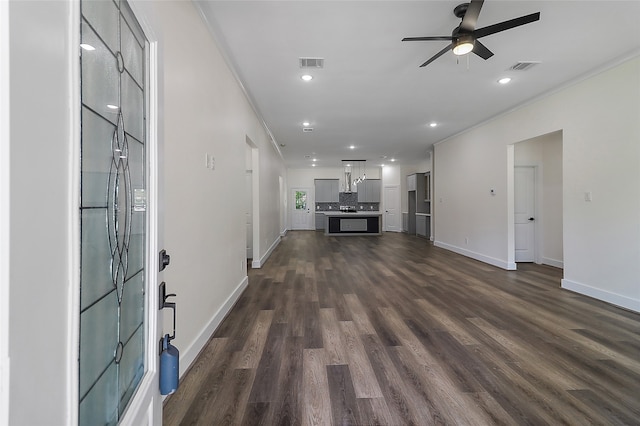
[435,56,640,312]
[156,1,286,372]
[514,131,563,267]
[9,1,75,424]
[0,1,10,423]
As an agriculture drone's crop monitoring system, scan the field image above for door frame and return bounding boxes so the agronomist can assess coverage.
[290,187,313,230]
[118,2,163,424]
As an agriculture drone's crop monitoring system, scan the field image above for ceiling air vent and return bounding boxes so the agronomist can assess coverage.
[299,57,324,69]
[303,127,314,133]
[509,61,540,71]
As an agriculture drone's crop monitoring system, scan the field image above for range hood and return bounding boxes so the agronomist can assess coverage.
[344,171,352,192]
[343,160,366,193]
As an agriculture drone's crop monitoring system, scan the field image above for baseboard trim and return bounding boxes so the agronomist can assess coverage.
[561,278,639,313]
[542,257,564,269]
[252,235,281,269]
[178,275,249,377]
[280,228,288,237]
[434,240,516,270]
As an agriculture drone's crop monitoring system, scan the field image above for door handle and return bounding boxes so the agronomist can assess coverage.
[528,217,535,221]
[159,249,171,271]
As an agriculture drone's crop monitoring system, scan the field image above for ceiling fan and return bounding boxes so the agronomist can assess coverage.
[403,0,540,67]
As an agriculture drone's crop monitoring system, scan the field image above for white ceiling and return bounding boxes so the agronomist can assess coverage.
[196,1,640,168]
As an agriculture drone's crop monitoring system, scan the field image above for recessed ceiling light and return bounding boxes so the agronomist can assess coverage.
[381,164,386,168]
[302,121,310,126]
[311,164,316,167]
[349,145,355,150]
[312,158,317,162]
[301,74,313,82]
[498,77,512,84]
[430,122,437,127]
[80,43,95,51]
[390,158,396,162]
[107,104,119,110]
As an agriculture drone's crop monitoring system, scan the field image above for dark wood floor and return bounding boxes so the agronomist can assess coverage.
[163,231,640,425]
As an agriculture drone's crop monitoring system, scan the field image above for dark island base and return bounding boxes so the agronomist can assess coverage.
[326,215,381,236]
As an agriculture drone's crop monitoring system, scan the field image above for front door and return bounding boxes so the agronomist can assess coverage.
[291,188,313,230]
[515,166,536,262]
[79,1,161,424]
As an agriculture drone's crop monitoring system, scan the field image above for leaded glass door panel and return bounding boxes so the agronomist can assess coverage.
[79,0,151,424]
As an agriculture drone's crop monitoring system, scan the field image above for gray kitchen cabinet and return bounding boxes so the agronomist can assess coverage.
[407,174,417,191]
[367,179,381,202]
[315,213,325,230]
[416,214,430,238]
[408,173,431,236]
[314,179,339,202]
[357,179,381,203]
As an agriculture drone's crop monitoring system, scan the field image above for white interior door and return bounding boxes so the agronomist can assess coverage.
[384,185,400,232]
[291,188,313,230]
[79,1,161,424]
[515,166,536,262]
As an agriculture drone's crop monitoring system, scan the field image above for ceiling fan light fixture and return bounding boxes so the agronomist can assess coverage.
[452,36,474,56]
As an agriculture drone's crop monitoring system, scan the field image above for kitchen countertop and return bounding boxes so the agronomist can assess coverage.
[322,211,382,216]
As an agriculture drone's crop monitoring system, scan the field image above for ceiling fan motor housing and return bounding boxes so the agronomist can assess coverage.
[454,3,470,19]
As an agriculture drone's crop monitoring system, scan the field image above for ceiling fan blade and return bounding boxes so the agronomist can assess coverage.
[460,0,484,32]
[402,36,454,42]
[472,40,494,60]
[473,12,540,39]
[419,43,453,67]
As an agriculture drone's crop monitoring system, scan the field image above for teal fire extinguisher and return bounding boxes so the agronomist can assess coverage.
[160,334,179,395]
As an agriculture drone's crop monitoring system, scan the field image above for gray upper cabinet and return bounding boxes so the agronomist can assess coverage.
[407,174,417,191]
[315,179,339,202]
[357,179,381,203]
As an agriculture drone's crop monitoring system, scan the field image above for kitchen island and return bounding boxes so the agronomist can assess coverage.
[324,211,382,236]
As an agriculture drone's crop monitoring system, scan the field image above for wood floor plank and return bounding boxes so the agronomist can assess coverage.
[302,348,332,426]
[326,364,362,426]
[270,336,304,425]
[319,308,347,365]
[163,231,640,426]
[339,321,383,398]
[343,293,377,335]
[234,309,274,369]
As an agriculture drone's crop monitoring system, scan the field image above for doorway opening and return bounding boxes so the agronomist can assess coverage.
[245,138,258,268]
[511,130,564,269]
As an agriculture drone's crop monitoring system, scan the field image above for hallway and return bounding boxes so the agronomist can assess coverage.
[163,231,640,425]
